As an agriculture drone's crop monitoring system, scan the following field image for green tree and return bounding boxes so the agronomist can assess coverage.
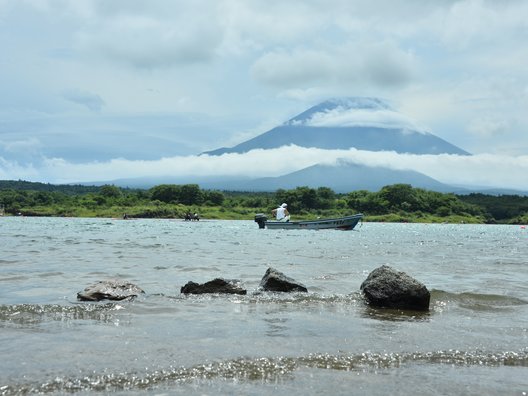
[379,184,417,211]
[204,190,225,205]
[346,190,386,213]
[150,184,182,203]
[179,184,203,205]
[316,187,336,209]
[33,191,53,205]
[296,186,318,210]
[100,185,122,198]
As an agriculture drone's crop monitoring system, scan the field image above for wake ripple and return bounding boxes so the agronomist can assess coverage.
[431,289,527,311]
[1,349,526,395]
[0,303,120,326]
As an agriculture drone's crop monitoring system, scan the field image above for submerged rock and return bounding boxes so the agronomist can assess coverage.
[259,267,308,292]
[77,279,145,301]
[360,265,430,311]
[180,278,247,295]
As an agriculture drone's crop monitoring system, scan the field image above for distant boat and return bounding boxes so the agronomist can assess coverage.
[254,213,363,231]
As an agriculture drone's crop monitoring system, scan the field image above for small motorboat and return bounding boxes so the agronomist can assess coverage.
[254,213,363,231]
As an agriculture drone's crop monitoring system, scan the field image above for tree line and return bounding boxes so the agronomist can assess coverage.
[0,180,527,223]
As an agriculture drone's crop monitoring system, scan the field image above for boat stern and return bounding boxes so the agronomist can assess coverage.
[254,213,267,229]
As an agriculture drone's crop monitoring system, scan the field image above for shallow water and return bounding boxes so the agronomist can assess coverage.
[0,217,527,395]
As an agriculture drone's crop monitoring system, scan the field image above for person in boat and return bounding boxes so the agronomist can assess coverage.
[271,203,290,222]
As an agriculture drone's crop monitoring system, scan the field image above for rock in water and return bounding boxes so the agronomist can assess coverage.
[360,265,430,311]
[180,278,247,295]
[77,279,144,301]
[259,267,308,292]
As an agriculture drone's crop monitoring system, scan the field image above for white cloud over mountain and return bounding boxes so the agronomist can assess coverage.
[1,147,527,191]
[293,106,429,133]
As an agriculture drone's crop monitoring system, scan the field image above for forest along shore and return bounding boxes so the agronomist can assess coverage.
[1,180,527,224]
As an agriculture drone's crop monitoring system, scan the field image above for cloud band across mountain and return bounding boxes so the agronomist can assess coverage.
[1,146,526,192]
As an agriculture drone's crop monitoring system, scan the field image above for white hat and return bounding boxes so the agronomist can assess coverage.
[281,203,287,207]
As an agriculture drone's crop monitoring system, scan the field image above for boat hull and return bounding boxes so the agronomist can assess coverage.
[257,214,363,230]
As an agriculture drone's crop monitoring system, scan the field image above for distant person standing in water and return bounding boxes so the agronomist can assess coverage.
[272,203,290,222]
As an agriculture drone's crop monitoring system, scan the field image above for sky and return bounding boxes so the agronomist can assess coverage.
[0,0,527,190]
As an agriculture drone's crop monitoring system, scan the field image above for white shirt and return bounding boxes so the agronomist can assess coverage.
[275,206,287,220]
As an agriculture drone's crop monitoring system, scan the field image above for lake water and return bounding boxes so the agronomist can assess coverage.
[0,217,527,395]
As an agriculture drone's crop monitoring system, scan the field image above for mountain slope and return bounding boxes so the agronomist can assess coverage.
[204,98,470,156]
[199,161,456,193]
[204,125,468,155]
[98,98,479,193]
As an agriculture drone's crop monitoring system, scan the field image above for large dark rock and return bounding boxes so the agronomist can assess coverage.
[77,279,145,301]
[360,265,430,311]
[259,267,308,292]
[180,278,247,295]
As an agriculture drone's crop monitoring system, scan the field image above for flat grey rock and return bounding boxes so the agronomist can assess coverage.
[77,279,144,301]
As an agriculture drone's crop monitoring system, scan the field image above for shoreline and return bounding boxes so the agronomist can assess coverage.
[2,213,525,226]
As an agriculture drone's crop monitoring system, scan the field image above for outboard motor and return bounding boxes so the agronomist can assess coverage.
[254,213,267,229]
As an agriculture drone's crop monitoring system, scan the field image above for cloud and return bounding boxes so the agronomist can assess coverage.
[75,11,223,69]
[62,89,105,112]
[467,117,511,138]
[251,41,418,90]
[439,0,528,50]
[217,1,327,53]
[251,49,335,88]
[294,107,430,133]
[1,146,527,191]
[1,137,41,154]
[1,0,528,166]
[0,138,42,164]
[339,149,528,191]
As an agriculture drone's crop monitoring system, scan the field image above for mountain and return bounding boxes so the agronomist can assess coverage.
[198,160,457,193]
[96,164,528,195]
[90,162,456,193]
[203,97,470,156]
[89,97,484,193]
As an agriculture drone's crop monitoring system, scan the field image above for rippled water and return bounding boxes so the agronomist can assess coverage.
[0,217,527,395]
